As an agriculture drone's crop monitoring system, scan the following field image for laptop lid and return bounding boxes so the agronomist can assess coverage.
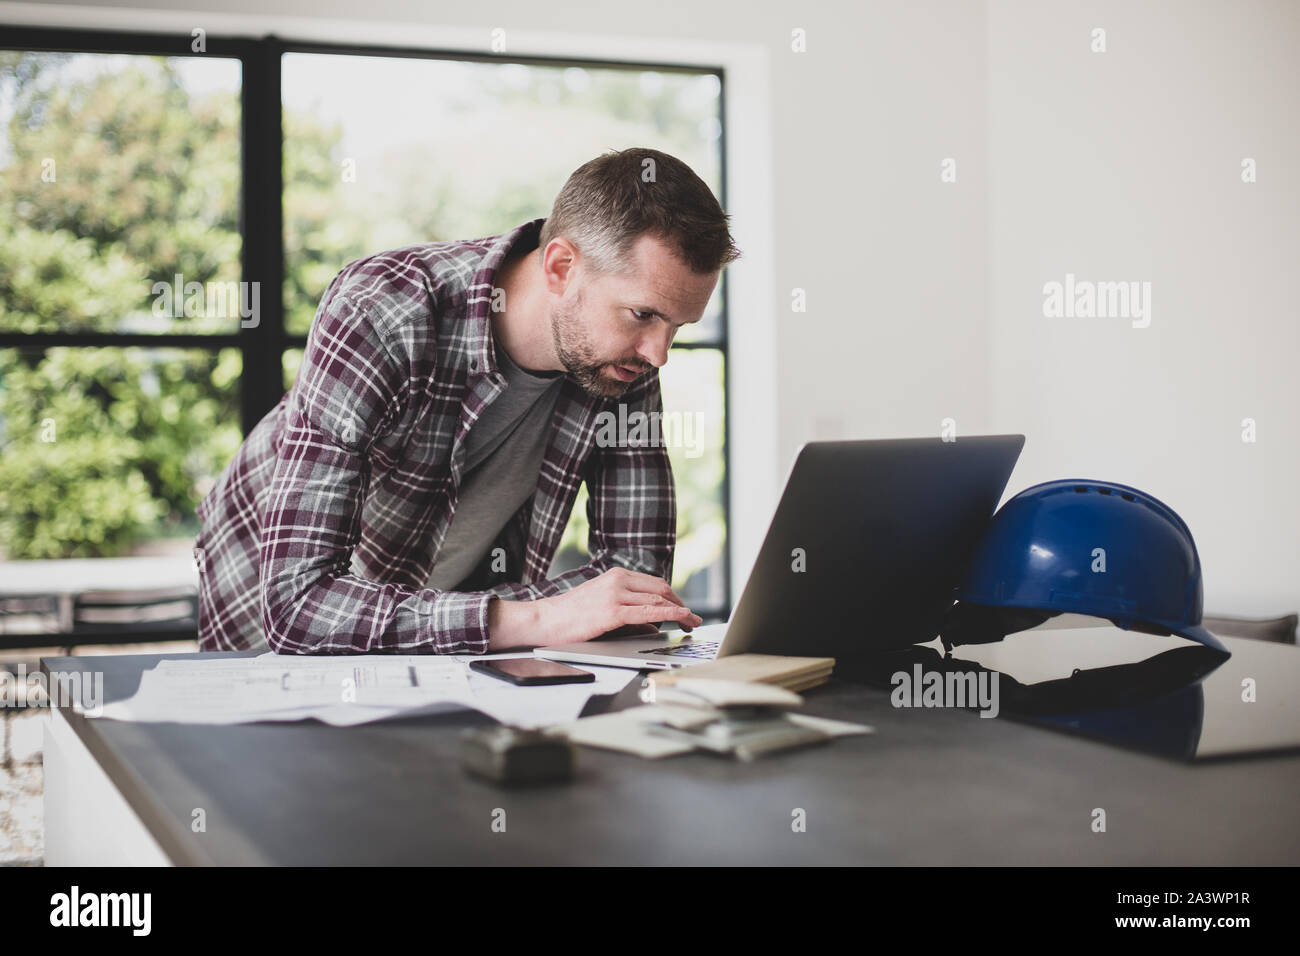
[719,435,1024,663]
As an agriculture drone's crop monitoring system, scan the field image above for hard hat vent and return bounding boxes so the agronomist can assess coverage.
[1070,484,1138,504]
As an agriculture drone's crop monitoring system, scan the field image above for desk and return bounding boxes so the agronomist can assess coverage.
[40,649,1300,865]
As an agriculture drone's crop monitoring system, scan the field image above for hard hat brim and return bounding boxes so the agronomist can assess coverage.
[1165,622,1230,655]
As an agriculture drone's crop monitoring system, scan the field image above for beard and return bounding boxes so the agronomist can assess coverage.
[549,286,645,399]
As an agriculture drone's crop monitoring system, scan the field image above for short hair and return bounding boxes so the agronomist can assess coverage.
[538,147,741,276]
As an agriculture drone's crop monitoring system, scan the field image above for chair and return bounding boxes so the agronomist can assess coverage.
[68,586,199,646]
[1202,613,1297,645]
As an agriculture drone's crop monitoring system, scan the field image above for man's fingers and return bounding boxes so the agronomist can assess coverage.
[601,623,662,638]
[619,573,688,607]
[619,592,688,615]
[618,604,697,626]
[597,570,702,630]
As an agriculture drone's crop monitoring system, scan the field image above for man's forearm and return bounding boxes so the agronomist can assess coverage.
[486,597,543,650]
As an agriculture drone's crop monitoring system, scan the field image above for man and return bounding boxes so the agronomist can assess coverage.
[194,147,741,654]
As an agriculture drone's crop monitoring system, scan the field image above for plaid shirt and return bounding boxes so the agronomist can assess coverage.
[194,217,676,655]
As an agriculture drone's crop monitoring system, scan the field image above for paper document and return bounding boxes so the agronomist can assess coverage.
[548,704,706,758]
[95,654,472,726]
[549,704,874,759]
[449,652,640,729]
[90,652,638,728]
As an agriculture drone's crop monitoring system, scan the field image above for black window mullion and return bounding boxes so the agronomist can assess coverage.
[0,25,248,58]
[716,66,732,621]
[2,26,733,620]
[0,333,240,349]
[239,37,286,436]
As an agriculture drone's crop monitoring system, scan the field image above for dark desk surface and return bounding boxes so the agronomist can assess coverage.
[42,651,1300,865]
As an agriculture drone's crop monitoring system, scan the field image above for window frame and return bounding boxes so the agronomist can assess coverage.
[0,25,733,620]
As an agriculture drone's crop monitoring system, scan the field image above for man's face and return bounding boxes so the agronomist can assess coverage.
[548,232,719,399]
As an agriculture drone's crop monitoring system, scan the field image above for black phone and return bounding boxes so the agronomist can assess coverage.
[470,658,596,686]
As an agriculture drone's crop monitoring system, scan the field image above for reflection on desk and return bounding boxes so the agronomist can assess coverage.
[850,624,1299,761]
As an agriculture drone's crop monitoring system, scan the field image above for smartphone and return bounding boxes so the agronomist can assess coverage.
[470,657,596,686]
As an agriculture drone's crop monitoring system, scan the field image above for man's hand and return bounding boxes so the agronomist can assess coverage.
[486,567,702,650]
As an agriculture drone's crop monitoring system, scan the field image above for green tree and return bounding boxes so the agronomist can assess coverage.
[1,53,288,558]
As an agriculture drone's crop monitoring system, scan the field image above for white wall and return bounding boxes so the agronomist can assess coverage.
[987,0,1300,615]
[771,1,991,461]
[6,0,1296,616]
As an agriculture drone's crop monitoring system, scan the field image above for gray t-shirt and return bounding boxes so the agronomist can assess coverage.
[425,340,564,590]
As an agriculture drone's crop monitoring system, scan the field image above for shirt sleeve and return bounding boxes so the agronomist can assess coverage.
[257,287,495,655]
[479,370,678,604]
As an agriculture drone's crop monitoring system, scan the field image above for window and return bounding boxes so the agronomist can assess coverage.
[0,45,244,562]
[1,29,731,620]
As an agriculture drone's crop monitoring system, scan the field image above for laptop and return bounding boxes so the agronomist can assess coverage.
[535,434,1025,671]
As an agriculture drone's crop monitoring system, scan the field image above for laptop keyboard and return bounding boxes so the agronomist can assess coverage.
[639,641,720,659]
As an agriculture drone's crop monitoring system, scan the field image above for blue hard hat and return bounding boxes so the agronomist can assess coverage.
[956,479,1228,654]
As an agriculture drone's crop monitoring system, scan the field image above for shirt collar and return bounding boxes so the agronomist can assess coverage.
[466,217,546,381]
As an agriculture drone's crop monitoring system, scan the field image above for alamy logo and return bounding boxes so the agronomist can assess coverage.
[49,886,151,936]
[593,404,704,458]
[2,663,103,716]
[891,664,1000,718]
[151,274,260,327]
[1042,273,1151,328]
